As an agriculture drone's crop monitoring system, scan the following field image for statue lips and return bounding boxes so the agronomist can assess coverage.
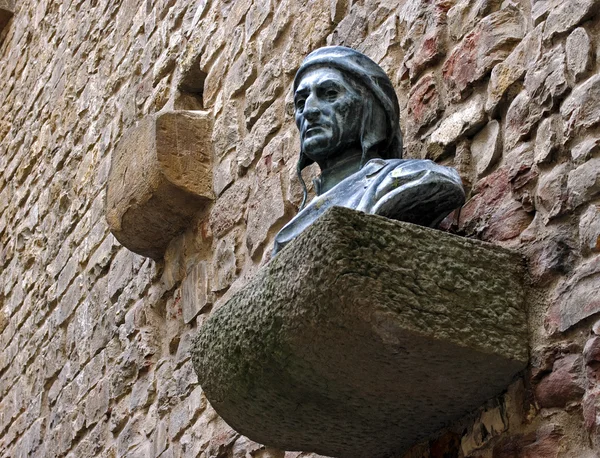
[305,125,327,138]
[303,120,334,142]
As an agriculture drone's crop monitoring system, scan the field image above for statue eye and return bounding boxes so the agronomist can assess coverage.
[325,89,338,99]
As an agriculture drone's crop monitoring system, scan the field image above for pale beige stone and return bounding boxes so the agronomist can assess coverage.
[106,110,213,260]
[428,94,486,159]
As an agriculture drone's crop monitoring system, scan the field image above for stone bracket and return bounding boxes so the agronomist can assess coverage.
[0,0,14,34]
[106,110,213,260]
[192,207,529,458]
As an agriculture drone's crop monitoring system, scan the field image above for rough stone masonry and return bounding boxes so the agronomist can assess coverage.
[1,0,600,457]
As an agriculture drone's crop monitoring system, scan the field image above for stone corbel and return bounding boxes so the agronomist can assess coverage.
[106,110,213,260]
[0,0,14,33]
[192,207,529,458]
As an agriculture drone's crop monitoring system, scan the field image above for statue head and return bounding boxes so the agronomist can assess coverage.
[294,46,403,206]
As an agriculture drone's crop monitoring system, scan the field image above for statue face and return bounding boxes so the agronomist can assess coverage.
[294,67,363,163]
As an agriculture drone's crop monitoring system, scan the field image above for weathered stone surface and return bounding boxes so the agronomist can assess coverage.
[182,261,210,324]
[535,354,585,408]
[566,28,592,82]
[428,94,486,158]
[571,136,600,164]
[356,12,397,64]
[461,399,509,455]
[213,156,235,197]
[400,1,450,82]
[246,173,286,258]
[524,45,569,110]
[547,255,600,333]
[447,0,501,41]
[0,309,7,334]
[0,0,14,33]
[487,24,543,114]
[535,163,569,221]
[106,111,213,259]
[406,73,441,134]
[535,116,562,165]
[492,425,564,458]
[567,157,600,210]
[212,102,240,159]
[526,224,577,286]
[561,74,600,138]
[443,6,525,100]
[211,233,238,293]
[579,205,600,255]
[244,59,283,129]
[543,0,600,41]
[459,167,511,237]
[226,50,257,98]
[192,207,528,458]
[237,99,283,170]
[505,91,547,149]
[209,178,250,238]
[472,120,502,178]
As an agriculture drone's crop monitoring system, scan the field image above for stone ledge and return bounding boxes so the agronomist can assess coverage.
[192,207,529,458]
[0,0,14,33]
[106,110,213,260]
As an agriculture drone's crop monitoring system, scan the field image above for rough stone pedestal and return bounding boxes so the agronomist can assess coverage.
[192,207,528,458]
[0,0,14,33]
[106,110,213,259]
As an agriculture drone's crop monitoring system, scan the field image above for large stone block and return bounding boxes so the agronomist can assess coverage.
[192,207,528,458]
[0,0,14,33]
[106,111,213,260]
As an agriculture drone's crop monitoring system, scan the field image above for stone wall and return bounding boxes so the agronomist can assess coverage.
[0,0,599,457]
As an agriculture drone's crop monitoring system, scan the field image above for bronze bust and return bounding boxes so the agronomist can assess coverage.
[273,46,466,255]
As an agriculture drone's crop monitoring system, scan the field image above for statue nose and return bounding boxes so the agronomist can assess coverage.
[304,106,320,122]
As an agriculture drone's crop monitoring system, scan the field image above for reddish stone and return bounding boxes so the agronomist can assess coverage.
[482,200,533,242]
[584,336,600,365]
[443,7,524,100]
[583,390,600,432]
[523,425,563,458]
[534,354,584,408]
[407,74,442,133]
[493,425,563,458]
[530,342,582,380]
[402,0,453,81]
[430,432,460,458]
[584,337,600,384]
[459,168,511,236]
[409,35,444,81]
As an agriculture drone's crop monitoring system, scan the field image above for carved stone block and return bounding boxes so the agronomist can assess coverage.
[106,111,213,259]
[192,207,528,458]
[0,0,14,33]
